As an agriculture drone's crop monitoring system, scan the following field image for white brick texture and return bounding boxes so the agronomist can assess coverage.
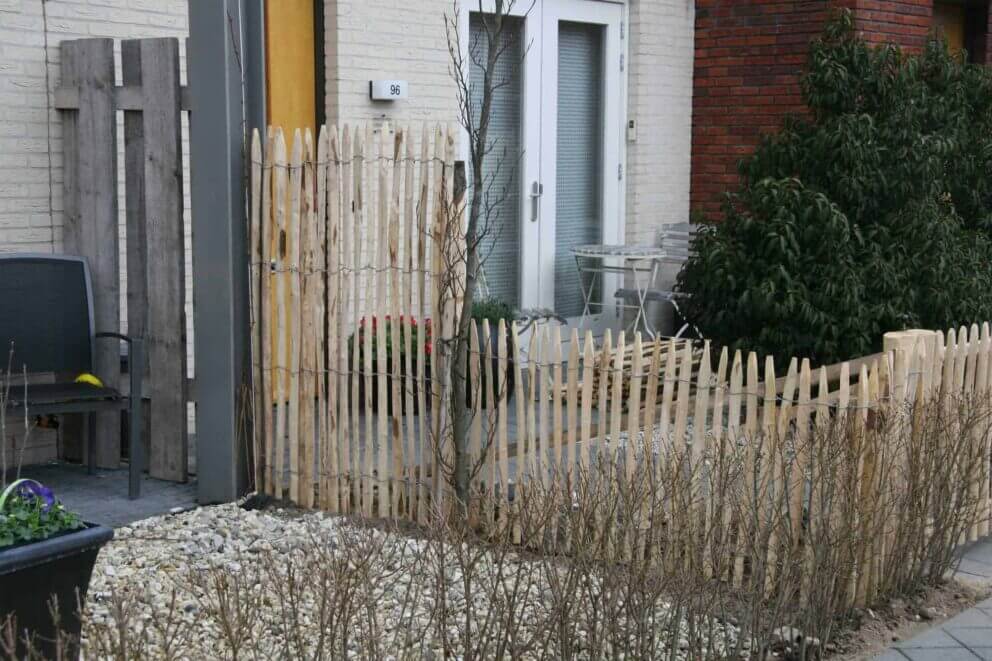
[625,0,695,246]
[0,0,188,255]
[324,0,694,268]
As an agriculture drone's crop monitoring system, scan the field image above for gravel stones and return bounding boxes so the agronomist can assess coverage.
[82,503,747,659]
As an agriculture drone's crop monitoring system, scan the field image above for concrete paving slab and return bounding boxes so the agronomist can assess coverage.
[945,628,992,649]
[877,538,992,659]
[898,649,979,661]
[895,629,968,649]
[946,610,992,628]
[876,650,911,661]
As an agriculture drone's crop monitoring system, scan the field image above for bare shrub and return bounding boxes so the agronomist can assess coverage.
[4,391,981,659]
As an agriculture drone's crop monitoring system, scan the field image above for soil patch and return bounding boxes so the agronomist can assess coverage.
[829,580,990,660]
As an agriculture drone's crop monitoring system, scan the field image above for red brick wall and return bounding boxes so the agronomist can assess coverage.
[692,1,834,220]
[855,1,932,51]
[690,0,953,220]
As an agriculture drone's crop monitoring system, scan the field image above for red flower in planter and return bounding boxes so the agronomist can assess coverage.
[351,316,433,364]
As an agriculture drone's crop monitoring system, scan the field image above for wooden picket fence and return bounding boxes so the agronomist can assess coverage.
[249,122,992,610]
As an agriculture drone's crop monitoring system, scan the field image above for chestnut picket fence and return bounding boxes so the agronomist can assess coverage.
[249,122,992,610]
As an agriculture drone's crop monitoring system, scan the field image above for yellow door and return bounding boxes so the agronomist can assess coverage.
[265,0,318,134]
[933,2,966,53]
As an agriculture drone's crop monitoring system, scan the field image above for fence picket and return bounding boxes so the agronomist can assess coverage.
[483,319,496,523]
[326,126,341,513]
[580,332,595,471]
[299,129,316,508]
[287,130,304,505]
[416,127,431,522]
[260,128,276,495]
[727,351,744,586]
[272,128,288,499]
[566,330,580,469]
[497,320,509,516]
[979,324,992,537]
[250,130,264,491]
[552,326,564,471]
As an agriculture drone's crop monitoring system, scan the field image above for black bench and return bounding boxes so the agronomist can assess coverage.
[0,255,144,499]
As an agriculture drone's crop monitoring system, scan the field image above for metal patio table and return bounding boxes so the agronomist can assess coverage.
[572,244,666,338]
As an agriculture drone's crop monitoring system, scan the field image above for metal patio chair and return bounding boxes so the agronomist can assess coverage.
[614,222,701,339]
[0,255,144,499]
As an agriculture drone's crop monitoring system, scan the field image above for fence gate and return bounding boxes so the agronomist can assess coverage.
[56,38,189,482]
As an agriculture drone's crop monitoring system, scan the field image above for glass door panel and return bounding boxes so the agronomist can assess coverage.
[468,13,525,308]
[554,21,605,319]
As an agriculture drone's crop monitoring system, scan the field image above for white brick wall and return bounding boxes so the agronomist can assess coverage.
[325,0,459,126]
[0,0,188,255]
[324,0,694,254]
[624,0,694,246]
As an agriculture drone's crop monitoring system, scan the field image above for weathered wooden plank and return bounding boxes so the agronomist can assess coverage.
[61,39,120,468]
[124,38,188,482]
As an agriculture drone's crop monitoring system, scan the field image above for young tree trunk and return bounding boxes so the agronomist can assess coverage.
[445,0,526,508]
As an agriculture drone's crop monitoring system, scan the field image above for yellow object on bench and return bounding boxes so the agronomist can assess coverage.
[74,373,104,388]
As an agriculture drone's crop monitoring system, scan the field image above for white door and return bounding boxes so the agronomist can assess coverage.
[465,1,624,326]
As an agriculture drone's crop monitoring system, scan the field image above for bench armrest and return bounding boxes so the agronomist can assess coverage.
[94,333,143,402]
[95,332,144,499]
[95,331,137,345]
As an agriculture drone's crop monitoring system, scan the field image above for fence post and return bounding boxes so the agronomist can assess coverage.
[60,39,121,469]
[122,38,189,483]
[188,0,265,503]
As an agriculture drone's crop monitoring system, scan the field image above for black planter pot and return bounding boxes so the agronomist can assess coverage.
[0,524,113,659]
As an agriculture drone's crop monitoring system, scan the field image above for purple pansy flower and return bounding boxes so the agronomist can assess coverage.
[15,481,56,513]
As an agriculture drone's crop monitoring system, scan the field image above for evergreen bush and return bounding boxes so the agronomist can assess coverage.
[677,11,992,364]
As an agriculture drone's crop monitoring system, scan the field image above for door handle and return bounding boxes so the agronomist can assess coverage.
[530,181,543,222]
